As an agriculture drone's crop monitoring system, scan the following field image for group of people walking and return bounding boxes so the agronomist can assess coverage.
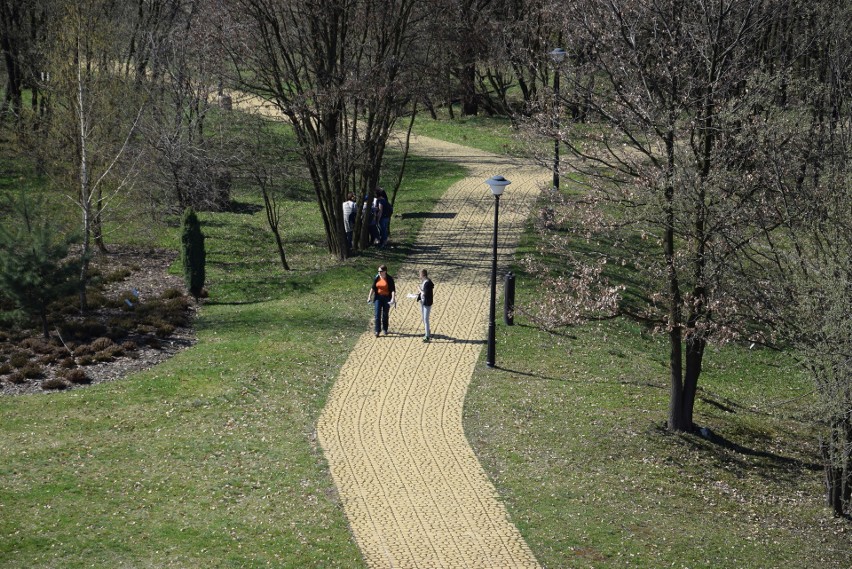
[369,265,434,342]
[343,188,393,252]
[348,187,433,341]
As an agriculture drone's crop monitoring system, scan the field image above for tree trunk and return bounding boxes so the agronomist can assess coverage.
[822,435,845,517]
[460,63,478,116]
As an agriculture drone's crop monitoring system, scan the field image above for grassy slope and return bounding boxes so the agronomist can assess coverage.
[0,132,464,567]
[1,110,849,568]
[436,116,851,567]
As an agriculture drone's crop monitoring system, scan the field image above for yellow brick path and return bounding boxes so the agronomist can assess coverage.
[318,135,549,568]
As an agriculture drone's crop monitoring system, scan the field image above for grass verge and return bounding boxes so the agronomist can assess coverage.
[0,138,464,567]
[462,248,851,569]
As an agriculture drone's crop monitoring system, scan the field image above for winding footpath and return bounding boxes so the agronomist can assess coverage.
[317,134,549,568]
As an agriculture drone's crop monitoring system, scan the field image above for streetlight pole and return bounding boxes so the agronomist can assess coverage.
[485,175,510,368]
[550,48,566,191]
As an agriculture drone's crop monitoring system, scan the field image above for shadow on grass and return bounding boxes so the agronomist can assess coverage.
[227,201,264,215]
[664,425,822,477]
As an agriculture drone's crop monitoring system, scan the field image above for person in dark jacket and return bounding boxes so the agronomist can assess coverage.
[418,268,434,342]
[376,188,392,247]
[369,265,396,337]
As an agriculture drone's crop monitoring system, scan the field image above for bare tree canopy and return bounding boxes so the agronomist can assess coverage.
[228,0,434,258]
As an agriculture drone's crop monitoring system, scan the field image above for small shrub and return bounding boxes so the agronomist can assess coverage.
[106,345,123,358]
[41,377,68,390]
[105,268,132,283]
[86,292,109,309]
[94,350,114,362]
[161,288,184,299]
[9,352,30,368]
[39,352,60,365]
[107,327,130,342]
[59,304,79,316]
[20,338,51,354]
[74,344,94,357]
[63,320,108,341]
[120,340,138,352]
[137,324,157,336]
[7,372,26,384]
[59,357,77,369]
[77,354,94,366]
[145,336,161,349]
[109,316,135,330]
[0,362,12,375]
[154,321,175,337]
[90,337,114,351]
[20,363,43,379]
[65,369,91,384]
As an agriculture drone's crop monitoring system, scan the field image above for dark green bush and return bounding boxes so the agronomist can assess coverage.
[9,352,29,368]
[59,320,108,342]
[90,337,114,352]
[73,344,94,357]
[65,368,90,384]
[105,268,132,283]
[161,288,184,299]
[41,377,68,390]
[7,372,25,384]
[39,352,60,365]
[20,363,42,378]
[181,207,206,299]
[154,321,175,337]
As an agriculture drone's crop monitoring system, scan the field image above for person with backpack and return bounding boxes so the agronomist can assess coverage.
[368,265,396,337]
[417,268,434,342]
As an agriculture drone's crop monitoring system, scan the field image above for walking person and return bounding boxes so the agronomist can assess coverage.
[369,265,396,337]
[343,193,357,252]
[418,268,434,342]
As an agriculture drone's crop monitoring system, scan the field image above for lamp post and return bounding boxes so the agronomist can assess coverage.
[485,175,511,368]
[550,47,566,190]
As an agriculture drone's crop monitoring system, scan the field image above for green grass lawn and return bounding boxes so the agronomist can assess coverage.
[2,113,849,568]
[0,135,464,567]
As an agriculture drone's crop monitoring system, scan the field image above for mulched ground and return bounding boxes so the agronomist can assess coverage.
[0,246,197,396]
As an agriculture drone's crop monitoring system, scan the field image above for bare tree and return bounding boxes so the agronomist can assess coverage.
[138,0,237,213]
[525,0,796,432]
[229,0,431,259]
[732,0,852,516]
[36,0,147,311]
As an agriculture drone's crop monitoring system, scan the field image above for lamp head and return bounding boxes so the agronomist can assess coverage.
[485,175,511,197]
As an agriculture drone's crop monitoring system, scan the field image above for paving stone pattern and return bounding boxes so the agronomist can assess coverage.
[318,135,549,568]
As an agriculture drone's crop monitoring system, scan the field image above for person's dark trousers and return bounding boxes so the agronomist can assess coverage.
[374,296,390,334]
[379,217,390,247]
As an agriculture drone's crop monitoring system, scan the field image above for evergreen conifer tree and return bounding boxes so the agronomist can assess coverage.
[181,207,206,299]
[0,197,82,338]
